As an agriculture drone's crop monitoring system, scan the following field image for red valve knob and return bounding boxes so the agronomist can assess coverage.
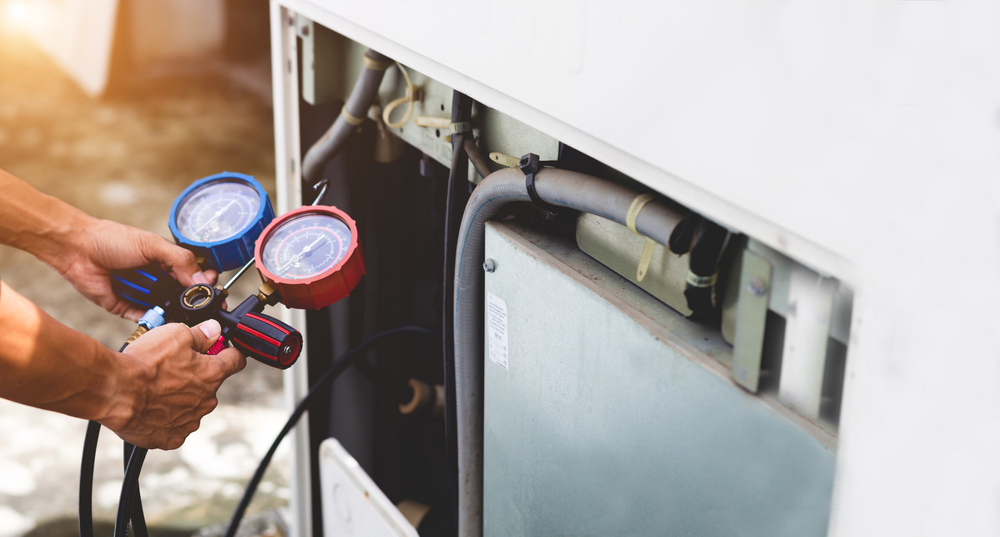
[231,312,302,369]
[206,336,226,355]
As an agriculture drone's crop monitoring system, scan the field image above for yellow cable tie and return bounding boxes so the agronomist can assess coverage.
[626,193,657,282]
[490,152,520,168]
[414,116,453,129]
[626,193,655,235]
[686,272,718,287]
[341,105,365,126]
[362,55,392,71]
[637,238,656,282]
[450,122,472,133]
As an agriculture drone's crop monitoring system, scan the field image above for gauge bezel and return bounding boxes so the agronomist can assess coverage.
[254,205,364,310]
[168,172,274,272]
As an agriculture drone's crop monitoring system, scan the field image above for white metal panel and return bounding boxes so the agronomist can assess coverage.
[272,2,1000,535]
[270,4,312,537]
[319,439,419,537]
[778,267,835,419]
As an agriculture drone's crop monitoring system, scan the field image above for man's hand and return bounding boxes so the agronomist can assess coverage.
[101,319,246,450]
[59,219,218,322]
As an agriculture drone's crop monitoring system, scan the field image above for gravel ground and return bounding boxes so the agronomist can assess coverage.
[0,24,292,537]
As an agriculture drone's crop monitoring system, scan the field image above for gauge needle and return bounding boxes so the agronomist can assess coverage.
[193,199,237,236]
[277,235,329,275]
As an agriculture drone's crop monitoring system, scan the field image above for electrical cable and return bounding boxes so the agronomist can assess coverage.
[442,91,472,530]
[223,325,437,537]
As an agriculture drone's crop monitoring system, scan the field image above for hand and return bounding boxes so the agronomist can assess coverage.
[57,219,218,322]
[101,319,246,450]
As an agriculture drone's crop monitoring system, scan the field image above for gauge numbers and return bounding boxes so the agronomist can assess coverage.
[175,180,260,243]
[261,213,352,280]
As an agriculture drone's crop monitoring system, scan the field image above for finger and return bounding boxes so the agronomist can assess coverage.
[210,347,247,379]
[189,319,223,353]
[203,270,219,285]
[145,236,205,287]
[122,305,145,323]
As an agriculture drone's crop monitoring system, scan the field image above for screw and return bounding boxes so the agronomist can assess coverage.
[747,277,766,297]
[283,345,293,355]
[483,259,496,273]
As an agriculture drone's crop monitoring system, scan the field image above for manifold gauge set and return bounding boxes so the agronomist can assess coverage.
[111,171,364,368]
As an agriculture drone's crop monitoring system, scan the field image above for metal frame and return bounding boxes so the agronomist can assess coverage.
[269,4,312,537]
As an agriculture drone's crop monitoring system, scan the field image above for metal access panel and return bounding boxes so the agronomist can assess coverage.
[482,221,835,537]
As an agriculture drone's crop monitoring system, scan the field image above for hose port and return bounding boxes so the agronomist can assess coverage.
[179,283,227,325]
[183,284,215,310]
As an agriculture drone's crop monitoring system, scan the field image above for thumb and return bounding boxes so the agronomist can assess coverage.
[190,319,223,353]
[144,234,207,287]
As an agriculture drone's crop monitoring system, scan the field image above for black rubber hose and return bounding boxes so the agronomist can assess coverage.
[684,219,729,322]
[442,91,472,528]
[223,325,438,537]
[123,443,150,537]
[80,341,129,537]
[113,446,147,537]
[78,420,101,537]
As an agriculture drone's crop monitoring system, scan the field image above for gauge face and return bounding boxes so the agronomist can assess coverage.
[260,213,352,280]
[175,180,261,243]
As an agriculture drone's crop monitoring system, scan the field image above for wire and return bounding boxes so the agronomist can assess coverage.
[223,325,437,537]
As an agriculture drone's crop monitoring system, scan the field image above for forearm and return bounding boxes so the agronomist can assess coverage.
[0,280,133,423]
[0,168,94,273]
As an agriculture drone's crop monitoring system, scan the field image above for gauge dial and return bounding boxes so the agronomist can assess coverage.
[255,205,365,310]
[175,180,261,243]
[260,213,351,280]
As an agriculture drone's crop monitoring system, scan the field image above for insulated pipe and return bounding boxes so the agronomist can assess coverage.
[302,49,392,186]
[452,167,686,537]
[463,137,491,179]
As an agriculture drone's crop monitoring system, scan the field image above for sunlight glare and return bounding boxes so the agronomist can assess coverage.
[7,1,28,26]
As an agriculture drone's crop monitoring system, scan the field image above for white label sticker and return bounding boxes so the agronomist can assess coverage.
[487,292,509,371]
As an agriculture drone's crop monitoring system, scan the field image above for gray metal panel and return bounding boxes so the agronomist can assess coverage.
[483,222,835,537]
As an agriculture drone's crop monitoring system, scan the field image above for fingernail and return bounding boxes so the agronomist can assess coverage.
[192,271,209,284]
[199,319,221,339]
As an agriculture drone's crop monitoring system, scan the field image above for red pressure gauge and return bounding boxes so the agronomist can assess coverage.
[254,205,365,310]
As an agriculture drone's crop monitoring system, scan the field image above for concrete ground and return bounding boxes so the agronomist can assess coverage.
[0,23,292,537]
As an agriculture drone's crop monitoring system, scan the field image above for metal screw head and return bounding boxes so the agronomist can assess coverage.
[283,345,293,355]
[747,277,767,297]
[483,259,496,273]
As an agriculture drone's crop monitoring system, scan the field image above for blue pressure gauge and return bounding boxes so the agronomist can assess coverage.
[168,172,274,272]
